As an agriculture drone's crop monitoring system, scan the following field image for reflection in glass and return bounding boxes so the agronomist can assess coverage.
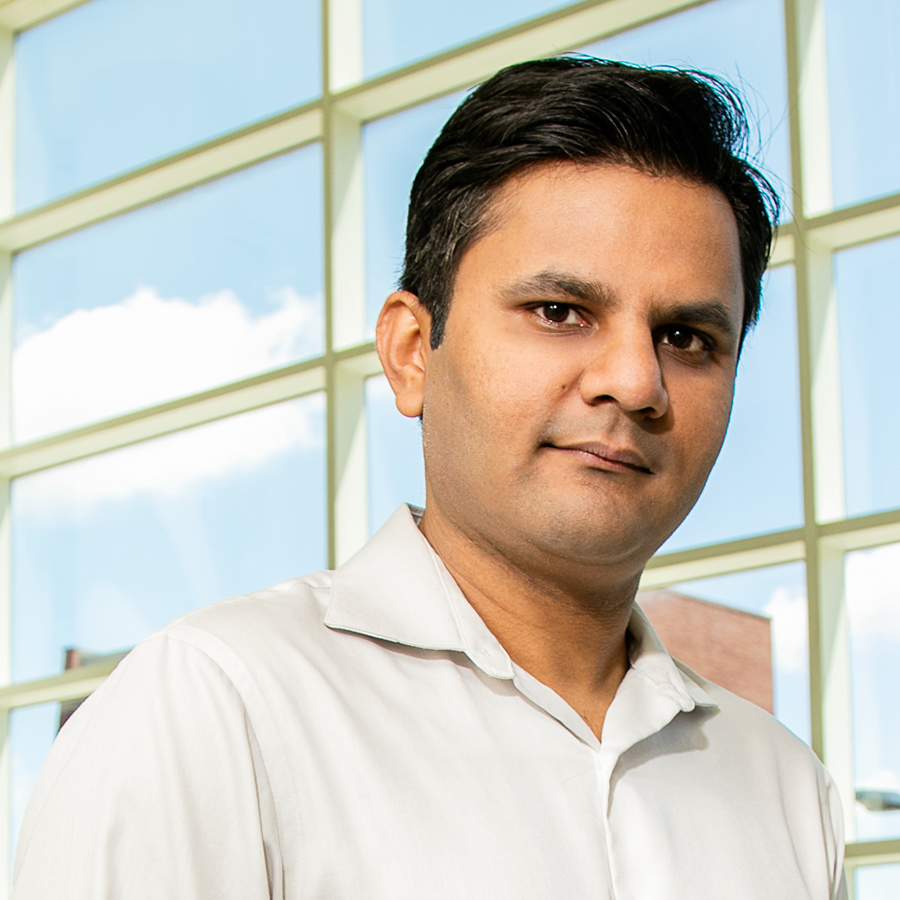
[661,266,802,552]
[654,562,810,744]
[835,237,900,517]
[583,0,791,215]
[10,703,59,870]
[16,0,320,210]
[855,862,900,900]
[824,0,900,208]
[366,375,425,535]
[13,145,324,444]
[363,91,467,333]
[362,0,567,79]
[846,544,900,842]
[12,395,327,684]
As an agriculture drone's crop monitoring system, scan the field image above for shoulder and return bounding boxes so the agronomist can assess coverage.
[137,569,336,678]
[674,659,843,828]
[169,568,334,642]
[14,600,293,898]
[54,569,337,757]
[15,573,339,884]
[674,658,815,759]
[671,661,845,886]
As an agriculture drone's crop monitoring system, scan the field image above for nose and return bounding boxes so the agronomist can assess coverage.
[579,325,669,418]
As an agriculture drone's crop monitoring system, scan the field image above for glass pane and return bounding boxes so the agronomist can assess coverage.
[13,145,324,444]
[661,266,802,552]
[10,703,59,870]
[16,0,320,210]
[363,91,467,333]
[855,863,900,900]
[846,543,900,842]
[362,0,568,79]
[583,0,792,216]
[645,562,810,743]
[824,0,900,208]
[835,236,900,517]
[366,374,425,535]
[12,395,327,684]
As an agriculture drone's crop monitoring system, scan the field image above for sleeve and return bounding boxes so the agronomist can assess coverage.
[834,870,848,900]
[823,768,848,900]
[12,632,279,900]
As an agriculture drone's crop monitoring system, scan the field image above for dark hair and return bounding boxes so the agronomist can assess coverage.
[401,57,779,348]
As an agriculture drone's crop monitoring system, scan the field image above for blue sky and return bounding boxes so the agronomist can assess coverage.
[823,0,900,208]
[362,0,569,79]
[13,144,324,443]
[10,0,900,876]
[836,235,900,517]
[15,0,319,211]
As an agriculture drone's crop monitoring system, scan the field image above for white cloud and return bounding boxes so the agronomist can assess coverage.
[13,288,325,520]
[764,586,808,674]
[845,543,900,646]
[13,286,323,443]
[15,392,324,521]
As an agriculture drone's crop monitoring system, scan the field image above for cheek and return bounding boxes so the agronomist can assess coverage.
[664,355,734,428]
[423,348,561,471]
[680,380,735,466]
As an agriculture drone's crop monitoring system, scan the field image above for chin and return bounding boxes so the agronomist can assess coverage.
[520,505,665,571]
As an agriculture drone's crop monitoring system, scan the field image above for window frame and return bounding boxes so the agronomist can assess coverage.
[0,0,896,887]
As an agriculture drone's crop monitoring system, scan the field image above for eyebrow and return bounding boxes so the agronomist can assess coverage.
[500,271,615,307]
[502,270,739,344]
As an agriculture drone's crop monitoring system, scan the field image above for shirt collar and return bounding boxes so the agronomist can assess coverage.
[326,504,718,716]
[626,603,717,712]
[325,504,513,678]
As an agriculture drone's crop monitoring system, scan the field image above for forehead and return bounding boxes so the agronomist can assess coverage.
[487,161,737,249]
[457,161,743,314]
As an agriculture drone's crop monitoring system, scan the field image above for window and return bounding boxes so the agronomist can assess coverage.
[1,0,897,889]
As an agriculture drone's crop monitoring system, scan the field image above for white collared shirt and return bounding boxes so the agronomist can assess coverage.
[14,505,846,899]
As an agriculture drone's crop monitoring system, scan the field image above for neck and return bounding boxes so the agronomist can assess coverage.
[419,505,642,739]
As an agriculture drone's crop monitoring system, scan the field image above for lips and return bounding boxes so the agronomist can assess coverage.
[544,441,653,474]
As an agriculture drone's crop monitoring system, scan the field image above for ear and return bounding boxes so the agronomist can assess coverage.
[375,291,432,418]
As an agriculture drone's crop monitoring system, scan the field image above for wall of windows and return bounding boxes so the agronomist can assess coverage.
[0,0,897,894]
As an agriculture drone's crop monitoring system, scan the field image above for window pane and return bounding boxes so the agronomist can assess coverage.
[13,145,324,444]
[645,562,810,744]
[846,543,900,843]
[16,0,320,210]
[583,0,791,215]
[10,703,59,870]
[363,92,466,334]
[12,395,326,684]
[366,374,425,535]
[362,0,568,80]
[855,862,900,900]
[824,0,900,208]
[661,266,802,552]
[836,236,900,517]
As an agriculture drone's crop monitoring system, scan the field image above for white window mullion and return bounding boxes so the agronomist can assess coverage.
[791,0,834,218]
[787,0,855,846]
[0,20,12,893]
[328,0,363,94]
[811,539,856,842]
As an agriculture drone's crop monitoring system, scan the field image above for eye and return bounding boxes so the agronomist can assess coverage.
[659,325,708,354]
[535,303,584,327]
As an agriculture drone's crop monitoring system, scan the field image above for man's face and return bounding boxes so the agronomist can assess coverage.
[418,162,744,580]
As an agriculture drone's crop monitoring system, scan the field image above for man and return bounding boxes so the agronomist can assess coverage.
[14,58,845,899]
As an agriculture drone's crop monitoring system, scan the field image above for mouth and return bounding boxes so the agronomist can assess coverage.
[542,441,654,475]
